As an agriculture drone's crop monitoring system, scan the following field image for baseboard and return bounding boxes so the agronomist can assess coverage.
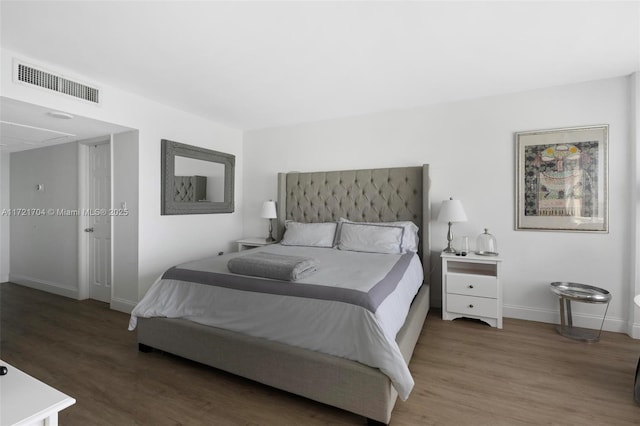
[0,274,8,283]
[504,304,628,334]
[9,274,79,299]
[110,297,136,314]
[628,322,640,339]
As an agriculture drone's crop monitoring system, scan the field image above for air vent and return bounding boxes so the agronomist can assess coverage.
[14,61,100,104]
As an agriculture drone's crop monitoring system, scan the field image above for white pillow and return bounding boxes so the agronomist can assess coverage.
[280,221,337,247]
[338,218,419,253]
[337,222,404,254]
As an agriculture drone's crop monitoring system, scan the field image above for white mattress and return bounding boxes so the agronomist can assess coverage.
[129,244,424,400]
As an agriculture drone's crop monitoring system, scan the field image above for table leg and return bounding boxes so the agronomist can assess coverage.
[44,412,59,426]
[635,355,640,405]
[559,297,566,332]
[566,300,573,328]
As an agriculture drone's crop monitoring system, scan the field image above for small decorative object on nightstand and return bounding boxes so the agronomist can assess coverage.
[476,228,498,256]
[261,200,277,242]
[236,237,276,252]
[441,252,503,328]
[437,197,467,253]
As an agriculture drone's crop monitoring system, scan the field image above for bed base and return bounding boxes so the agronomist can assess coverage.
[137,282,429,424]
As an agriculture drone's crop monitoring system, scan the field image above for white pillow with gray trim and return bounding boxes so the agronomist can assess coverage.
[337,222,404,254]
[338,218,419,253]
[280,221,337,247]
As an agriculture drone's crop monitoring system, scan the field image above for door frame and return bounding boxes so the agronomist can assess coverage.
[78,136,112,301]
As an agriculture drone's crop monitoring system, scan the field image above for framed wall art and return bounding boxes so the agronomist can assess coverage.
[515,125,608,232]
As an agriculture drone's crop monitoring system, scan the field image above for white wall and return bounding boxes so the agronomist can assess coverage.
[1,48,244,310]
[244,75,635,334]
[9,142,79,297]
[0,152,9,282]
[111,130,139,310]
[631,72,640,338]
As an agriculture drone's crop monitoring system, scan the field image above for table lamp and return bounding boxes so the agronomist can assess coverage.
[437,197,467,253]
[261,200,277,242]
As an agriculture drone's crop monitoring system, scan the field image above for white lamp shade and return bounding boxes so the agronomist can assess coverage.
[437,198,467,223]
[260,200,277,219]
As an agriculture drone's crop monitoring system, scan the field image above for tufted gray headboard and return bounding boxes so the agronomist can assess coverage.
[174,176,206,202]
[276,165,430,286]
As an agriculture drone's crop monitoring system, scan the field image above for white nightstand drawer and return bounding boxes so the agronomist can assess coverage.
[446,273,498,298]
[446,294,498,318]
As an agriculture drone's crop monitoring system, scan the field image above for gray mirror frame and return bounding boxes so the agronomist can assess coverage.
[161,139,235,215]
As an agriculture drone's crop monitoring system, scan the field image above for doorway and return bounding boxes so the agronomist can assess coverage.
[78,138,111,303]
[1,97,138,310]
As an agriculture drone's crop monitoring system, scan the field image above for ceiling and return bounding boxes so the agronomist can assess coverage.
[0,1,639,132]
[0,97,132,152]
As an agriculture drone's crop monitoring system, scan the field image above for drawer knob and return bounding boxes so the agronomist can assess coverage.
[468,284,474,289]
[468,304,474,308]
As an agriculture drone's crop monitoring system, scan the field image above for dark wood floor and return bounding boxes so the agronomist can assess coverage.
[1,282,639,425]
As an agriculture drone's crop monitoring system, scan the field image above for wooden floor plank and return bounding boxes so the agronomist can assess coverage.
[1,282,639,425]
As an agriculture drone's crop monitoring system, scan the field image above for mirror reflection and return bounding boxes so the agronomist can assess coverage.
[174,156,225,202]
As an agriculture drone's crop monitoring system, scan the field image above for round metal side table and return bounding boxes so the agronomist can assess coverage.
[550,282,611,343]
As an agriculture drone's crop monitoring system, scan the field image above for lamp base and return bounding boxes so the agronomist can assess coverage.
[266,220,275,242]
[443,221,456,253]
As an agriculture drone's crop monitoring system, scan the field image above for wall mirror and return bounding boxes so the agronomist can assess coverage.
[161,139,235,215]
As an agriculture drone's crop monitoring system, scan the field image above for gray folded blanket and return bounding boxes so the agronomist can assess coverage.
[227,252,318,281]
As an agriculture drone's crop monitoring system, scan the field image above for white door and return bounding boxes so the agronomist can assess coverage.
[87,143,111,303]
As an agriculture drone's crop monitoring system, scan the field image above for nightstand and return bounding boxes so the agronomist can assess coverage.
[236,237,276,251]
[441,252,503,328]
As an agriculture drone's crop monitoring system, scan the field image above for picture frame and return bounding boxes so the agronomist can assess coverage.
[515,125,608,232]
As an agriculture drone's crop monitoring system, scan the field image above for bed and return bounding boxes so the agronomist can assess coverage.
[132,165,431,424]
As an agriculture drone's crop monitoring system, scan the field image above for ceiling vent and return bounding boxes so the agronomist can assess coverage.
[14,61,100,104]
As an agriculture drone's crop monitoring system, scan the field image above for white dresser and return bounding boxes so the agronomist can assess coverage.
[0,360,76,426]
[441,252,503,328]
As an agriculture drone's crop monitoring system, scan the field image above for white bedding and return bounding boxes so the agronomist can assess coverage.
[129,244,424,400]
